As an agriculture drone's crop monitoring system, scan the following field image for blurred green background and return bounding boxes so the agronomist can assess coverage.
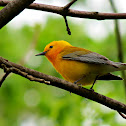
[1,0,126,126]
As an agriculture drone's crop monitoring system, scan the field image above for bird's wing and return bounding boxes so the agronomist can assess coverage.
[62,51,118,68]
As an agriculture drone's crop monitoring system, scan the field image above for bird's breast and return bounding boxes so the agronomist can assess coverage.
[53,56,99,85]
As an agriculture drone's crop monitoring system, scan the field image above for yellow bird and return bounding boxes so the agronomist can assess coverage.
[36,40,126,89]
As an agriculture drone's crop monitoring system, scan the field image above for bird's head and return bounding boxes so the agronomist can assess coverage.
[35,40,72,62]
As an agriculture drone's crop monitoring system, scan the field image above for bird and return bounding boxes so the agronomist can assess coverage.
[35,40,126,89]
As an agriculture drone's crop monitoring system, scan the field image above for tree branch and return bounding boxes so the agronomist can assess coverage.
[1,0,126,20]
[0,64,11,87]
[0,0,35,29]
[118,111,126,119]
[0,56,126,115]
[109,0,126,98]
[64,0,77,10]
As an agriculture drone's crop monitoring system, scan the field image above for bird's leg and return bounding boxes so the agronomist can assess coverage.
[74,75,86,88]
[70,76,84,94]
[74,75,85,85]
[90,75,99,91]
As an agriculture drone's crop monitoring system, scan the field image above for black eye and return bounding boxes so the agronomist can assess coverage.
[50,46,53,48]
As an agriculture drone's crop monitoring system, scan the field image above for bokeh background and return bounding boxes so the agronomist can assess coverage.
[0,0,126,126]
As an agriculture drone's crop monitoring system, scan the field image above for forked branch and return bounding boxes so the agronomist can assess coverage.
[1,0,126,20]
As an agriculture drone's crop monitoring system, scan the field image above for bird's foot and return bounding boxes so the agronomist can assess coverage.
[74,81,82,87]
[89,84,95,91]
[89,88,94,92]
[78,83,83,88]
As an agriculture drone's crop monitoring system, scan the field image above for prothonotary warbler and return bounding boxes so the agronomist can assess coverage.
[36,40,126,89]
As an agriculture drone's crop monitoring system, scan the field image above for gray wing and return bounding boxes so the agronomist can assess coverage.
[62,51,118,68]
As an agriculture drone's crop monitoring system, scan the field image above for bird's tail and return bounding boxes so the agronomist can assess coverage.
[115,62,126,71]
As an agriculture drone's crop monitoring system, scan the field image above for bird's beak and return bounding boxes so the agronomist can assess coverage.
[35,51,47,56]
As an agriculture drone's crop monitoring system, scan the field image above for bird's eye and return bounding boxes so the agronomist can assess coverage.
[49,46,53,48]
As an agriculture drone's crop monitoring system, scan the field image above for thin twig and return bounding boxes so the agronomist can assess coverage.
[63,16,71,35]
[0,71,10,87]
[0,64,12,86]
[109,0,126,97]
[118,111,126,119]
[64,0,77,10]
[62,0,77,35]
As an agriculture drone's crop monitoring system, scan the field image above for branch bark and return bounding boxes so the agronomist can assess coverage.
[1,0,126,20]
[0,0,35,29]
[0,56,126,114]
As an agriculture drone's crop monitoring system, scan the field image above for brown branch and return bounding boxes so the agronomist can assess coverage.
[63,16,71,35]
[0,56,126,115]
[0,64,11,87]
[0,0,35,29]
[1,0,126,20]
[0,72,10,87]
[1,64,50,85]
[118,111,126,119]
[64,0,77,10]
[109,0,126,98]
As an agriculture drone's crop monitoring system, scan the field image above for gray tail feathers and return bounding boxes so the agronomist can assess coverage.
[115,62,126,71]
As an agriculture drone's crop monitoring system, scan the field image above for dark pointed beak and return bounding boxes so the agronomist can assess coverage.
[35,51,47,56]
